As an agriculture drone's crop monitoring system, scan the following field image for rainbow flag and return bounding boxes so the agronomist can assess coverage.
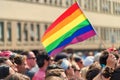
[41,2,96,56]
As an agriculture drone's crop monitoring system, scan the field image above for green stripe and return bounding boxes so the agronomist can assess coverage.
[45,19,90,53]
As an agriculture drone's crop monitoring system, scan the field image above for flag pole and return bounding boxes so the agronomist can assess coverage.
[75,0,107,51]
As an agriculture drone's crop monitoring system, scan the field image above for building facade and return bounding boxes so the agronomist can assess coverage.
[0,0,120,52]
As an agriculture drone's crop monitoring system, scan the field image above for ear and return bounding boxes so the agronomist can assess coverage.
[44,59,49,66]
[65,69,69,74]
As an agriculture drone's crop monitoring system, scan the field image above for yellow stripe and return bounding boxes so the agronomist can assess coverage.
[42,14,86,47]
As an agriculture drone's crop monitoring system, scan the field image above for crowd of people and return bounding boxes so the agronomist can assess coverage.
[0,48,120,80]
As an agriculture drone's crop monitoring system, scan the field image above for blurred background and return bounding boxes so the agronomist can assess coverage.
[0,0,120,54]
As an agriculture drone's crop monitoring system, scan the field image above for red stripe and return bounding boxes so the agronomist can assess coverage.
[43,2,79,36]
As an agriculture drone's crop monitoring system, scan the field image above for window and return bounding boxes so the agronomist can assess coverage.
[100,0,111,13]
[17,22,21,41]
[118,29,120,41]
[65,0,73,7]
[92,0,98,11]
[70,0,73,5]
[0,22,4,42]
[105,28,109,41]
[113,2,120,15]
[55,0,57,5]
[57,0,62,6]
[100,27,106,41]
[111,28,116,44]
[84,0,97,11]
[30,24,34,41]
[23,23,28,41]
[36,0,39,2]
[7,22,12,41]
[115,28,119,42]
[100,27,112,42]
[36,24,40,41]
[65,0,69,6]
[84,0,90,10]
[44,24,48,31]
[78,0,82,6]
[49,0,52,4]
[44,0,47,4]
[59,0,62,6]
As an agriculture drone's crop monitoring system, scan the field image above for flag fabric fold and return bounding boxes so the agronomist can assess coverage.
[41,2,96,56]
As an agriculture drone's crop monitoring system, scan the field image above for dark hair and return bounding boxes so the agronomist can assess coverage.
[86,68,101,80]
[0,57,8,64]
[14,55,26,65]
[36,51,50,68]
[99,50,109,67]
[110,67,120,80]
[47,64,62,70]
[99,50,119,68]
[54,53,68,62]
[21,51,30,57]
[0,65,9,79]
[74,56,82,62]
[46,64,65,80]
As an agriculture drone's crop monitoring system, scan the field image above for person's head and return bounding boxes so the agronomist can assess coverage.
[57,58,74,77]
[99,50,110,67]
[99,50,119,68]
[14,55,28,73]
[45,76,64,80]
[0,64,15,79]
[46,64,67,80]
[0,51,12,58]
[22,51,36,68]
[86,62,102,80]
[83,56,94,67]
[74,55,83,69]
[54,53,68,62]
[5,73,30,80]
[88,62,101,70]
[107,47,118,54]
[0,57,17,72]
[0,57,8,65]
[86,68,101,80]
[36,51,50,68]
[94,52,101,62]
[88,51,94,56]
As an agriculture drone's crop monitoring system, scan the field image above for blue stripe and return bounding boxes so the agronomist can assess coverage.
[58,24,94,47]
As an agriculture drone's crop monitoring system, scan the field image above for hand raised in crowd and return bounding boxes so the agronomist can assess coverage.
[106,53,117,69]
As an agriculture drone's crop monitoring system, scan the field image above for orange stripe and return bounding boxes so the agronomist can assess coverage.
[42,9,82,41]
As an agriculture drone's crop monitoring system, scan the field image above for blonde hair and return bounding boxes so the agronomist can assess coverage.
[5,73,30,80]
[46,68,66,80]
[46,69,64,78]
[45,76,63,80]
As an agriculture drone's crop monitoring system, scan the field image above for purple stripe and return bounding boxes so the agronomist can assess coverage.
[71,30,96,44]
[50,30,96,56]
[50,46,66,56]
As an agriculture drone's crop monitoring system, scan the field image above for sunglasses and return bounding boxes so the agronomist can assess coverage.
[27,57,36,60]
[74,69,81,72]
[67,65,74,69]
